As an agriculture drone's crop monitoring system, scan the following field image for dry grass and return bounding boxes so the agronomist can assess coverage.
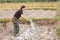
[0,2,58,10]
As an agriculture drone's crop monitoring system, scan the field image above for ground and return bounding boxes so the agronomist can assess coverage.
[0,9,59,40]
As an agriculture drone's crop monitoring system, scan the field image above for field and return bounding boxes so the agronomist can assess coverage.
[0,2,60,40]
[0,2,58,10]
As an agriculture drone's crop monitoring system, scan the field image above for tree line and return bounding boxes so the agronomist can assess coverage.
[0,0,58,3]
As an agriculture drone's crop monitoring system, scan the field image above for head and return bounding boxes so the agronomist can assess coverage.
[21,5,25,10]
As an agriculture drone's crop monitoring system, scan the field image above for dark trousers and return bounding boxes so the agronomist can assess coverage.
[12,17,19,36]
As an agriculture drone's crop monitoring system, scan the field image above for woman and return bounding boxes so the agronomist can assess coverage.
[12,5,26,36]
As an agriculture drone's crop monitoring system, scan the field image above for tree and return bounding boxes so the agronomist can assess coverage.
[48,0,58,2]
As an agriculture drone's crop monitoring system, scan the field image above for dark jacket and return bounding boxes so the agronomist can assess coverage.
[14,9,23,19]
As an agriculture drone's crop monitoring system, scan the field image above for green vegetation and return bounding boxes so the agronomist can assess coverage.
[0,0,58,3]
[56,25,60,40]
[0,18,11,23]
[19,18,28,24]
[0,18,56,23]
[55,16,60,21]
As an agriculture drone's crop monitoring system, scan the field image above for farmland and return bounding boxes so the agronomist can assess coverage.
[0,2,60,40]
[0,2,58,10]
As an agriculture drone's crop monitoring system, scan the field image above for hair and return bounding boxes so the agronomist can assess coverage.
[21,5,25,9]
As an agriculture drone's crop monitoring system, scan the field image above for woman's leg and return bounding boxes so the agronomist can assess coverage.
[12,17,19,36]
